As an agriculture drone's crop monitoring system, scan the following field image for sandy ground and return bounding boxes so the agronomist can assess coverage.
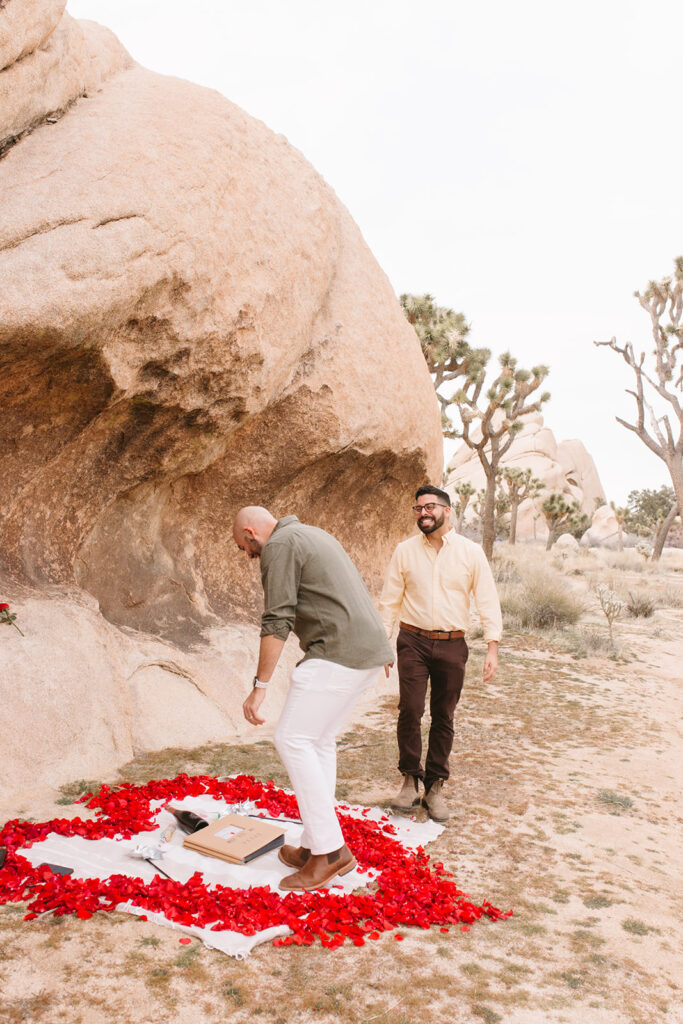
[0,551,681,1024]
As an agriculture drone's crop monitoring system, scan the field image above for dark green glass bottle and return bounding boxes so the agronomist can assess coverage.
[167,806,209,833]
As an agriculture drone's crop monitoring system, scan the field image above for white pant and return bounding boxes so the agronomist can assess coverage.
[274,658,381,855]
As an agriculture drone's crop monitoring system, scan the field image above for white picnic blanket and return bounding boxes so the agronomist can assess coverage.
[21,795,443,958]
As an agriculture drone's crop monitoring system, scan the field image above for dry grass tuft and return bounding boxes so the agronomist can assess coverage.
[625,591,655,617]
[599,550,648,573]
[658,583,683,608]
[566,625,616,659]
[499,562,584,630]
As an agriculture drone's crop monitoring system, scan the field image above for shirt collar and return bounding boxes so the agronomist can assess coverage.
[272,515,299,536]
[420,527,455,547]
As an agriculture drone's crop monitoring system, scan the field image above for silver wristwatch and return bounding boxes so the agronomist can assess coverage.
[252,675,268,689]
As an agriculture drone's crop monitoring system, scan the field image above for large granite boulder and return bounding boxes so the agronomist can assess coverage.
[0,1,440,799]
[580,504,640,550]
[553,533,580,553]
[445,413,605,541]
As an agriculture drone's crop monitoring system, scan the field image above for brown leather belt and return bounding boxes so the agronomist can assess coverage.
[400,621,465,640]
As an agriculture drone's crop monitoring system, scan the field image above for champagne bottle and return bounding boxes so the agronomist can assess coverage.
[167,806,209,834]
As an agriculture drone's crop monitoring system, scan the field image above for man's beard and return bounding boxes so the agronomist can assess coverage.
[418,511,445,534]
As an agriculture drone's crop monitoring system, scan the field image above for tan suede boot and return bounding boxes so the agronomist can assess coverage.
[422,779,449,822]
[278,845,310,869]
[390,774,421,813]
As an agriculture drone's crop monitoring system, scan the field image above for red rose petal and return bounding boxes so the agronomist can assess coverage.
[179,937,191,944]
[0,773,510,951]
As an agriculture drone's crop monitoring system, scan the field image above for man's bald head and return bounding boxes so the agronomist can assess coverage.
[233,506,278,560]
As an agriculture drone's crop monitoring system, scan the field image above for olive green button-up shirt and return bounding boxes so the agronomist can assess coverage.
[260,516,393,670]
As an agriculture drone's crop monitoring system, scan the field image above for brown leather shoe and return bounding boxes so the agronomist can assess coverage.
[390,774,421,813]
[278,844,310,869]
[278,844,357,891]
[422,778,449,822]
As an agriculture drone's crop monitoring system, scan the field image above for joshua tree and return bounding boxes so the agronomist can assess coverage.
[542,492,582,550]
[452,481,476,533]
[495,491,511,539]
[472,487,510,540]
[625,485,679,561]
[596,258,683,528]
[498,467,546,545]
[452,353,550,559]
[610,501,627,552]
[401,295,550,559]
[400,293,489,438]
[652,504,680,560]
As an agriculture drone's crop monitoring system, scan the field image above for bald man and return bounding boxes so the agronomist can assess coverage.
[234,507,393,891]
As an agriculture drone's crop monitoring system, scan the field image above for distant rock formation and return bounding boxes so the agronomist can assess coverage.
[445,413,605,541]
[0,1,440,799]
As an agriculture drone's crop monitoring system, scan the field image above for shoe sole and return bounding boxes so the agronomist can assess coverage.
[278,856,357,891]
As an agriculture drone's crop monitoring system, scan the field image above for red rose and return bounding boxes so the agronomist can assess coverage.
[0,603,9,611]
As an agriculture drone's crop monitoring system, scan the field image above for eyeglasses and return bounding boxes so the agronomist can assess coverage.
[412,502,449,514]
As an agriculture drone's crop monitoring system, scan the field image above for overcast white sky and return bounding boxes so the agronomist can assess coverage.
[68,0,683,503]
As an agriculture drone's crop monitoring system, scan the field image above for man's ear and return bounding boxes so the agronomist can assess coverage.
[243,525,256,540]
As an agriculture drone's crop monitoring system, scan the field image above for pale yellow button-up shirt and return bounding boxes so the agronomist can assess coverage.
[378,529,503,643]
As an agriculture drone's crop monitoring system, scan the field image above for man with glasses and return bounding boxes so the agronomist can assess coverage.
[234,506,393,890]
[378,485,502,822]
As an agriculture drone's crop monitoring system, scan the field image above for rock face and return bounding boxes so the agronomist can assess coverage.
[0,577,397,804]
[445,413,605,542]
[0,2,440,799]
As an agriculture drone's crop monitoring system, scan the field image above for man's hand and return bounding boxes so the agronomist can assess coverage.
[384,662,394,678]
[243,686,267,725]
[242,634,285,726]
[483,641,498,682]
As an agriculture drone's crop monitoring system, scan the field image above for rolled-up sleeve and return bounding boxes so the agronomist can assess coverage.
[260,542,301,640]
[471,546,503,643]
[378,546,406,637]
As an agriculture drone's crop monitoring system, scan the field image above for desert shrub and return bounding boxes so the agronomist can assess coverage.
[491,550,521,586]
[621,918,651,935]
[595,584,624,647]
[600,550,647,573]
[635,542,653,563]
[625,591,655,618]
[500,564,584,630]
[598,789,634,810]
[567,626,615,659]
[658,584,683,608]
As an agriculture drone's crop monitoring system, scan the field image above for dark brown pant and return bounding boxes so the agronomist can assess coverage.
[396,627,468,787]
